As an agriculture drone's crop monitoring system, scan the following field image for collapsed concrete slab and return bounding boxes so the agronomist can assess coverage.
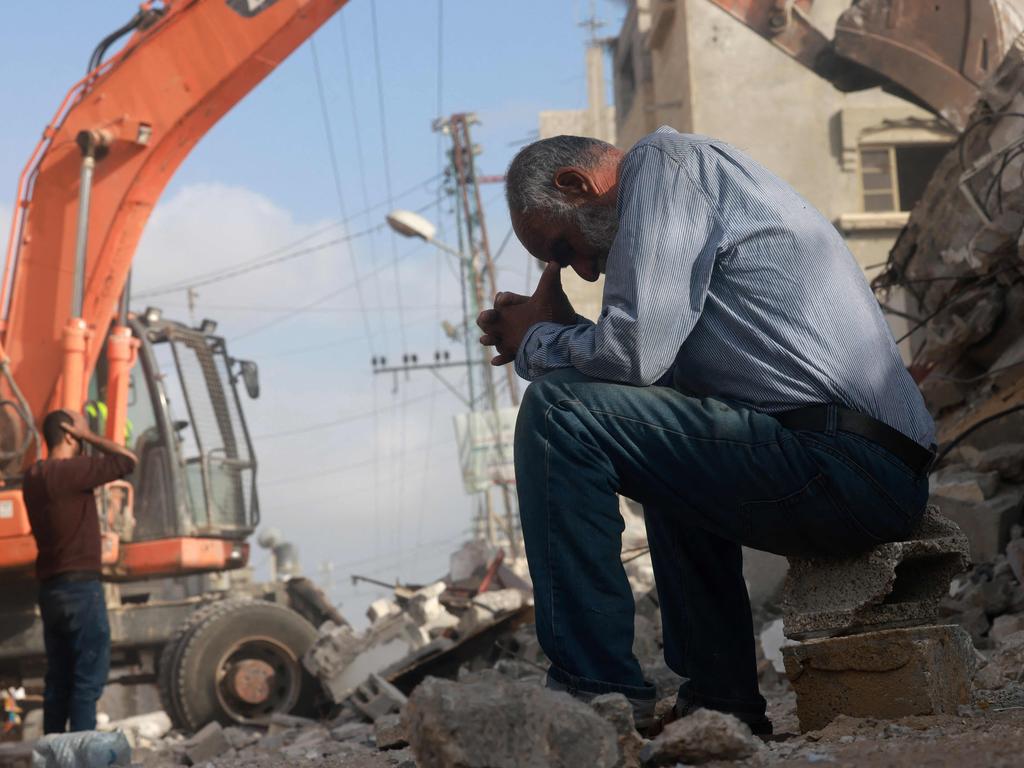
[782,507,970,640]
[782,624,975,732]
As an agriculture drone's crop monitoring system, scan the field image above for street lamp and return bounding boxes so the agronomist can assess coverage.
[386,209,467,262]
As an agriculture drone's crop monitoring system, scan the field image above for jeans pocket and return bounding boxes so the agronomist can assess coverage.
[740,473,885,559]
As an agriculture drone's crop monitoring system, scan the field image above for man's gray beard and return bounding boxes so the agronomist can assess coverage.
[576,203,619,270]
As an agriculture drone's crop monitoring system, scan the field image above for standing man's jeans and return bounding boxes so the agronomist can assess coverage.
[38,578,111,733]
[514,369,929,721]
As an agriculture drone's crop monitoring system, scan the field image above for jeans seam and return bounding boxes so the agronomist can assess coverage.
[556,398,781,449]
[543,402,568,674]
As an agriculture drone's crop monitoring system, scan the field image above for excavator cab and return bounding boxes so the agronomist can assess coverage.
[87,308,260,579]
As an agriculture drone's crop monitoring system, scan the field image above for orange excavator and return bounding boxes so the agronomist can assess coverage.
[0,0,351,730]
[0,0,1019,733]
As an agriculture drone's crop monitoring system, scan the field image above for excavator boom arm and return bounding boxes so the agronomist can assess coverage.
[1,0,347,446]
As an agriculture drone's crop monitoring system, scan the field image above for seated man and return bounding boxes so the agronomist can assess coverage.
[477,128,935,734]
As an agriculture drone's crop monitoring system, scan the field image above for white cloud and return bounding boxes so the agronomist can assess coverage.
[134,184,480,626]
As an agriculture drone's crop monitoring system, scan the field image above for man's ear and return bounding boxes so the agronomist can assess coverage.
[553,167,594,201]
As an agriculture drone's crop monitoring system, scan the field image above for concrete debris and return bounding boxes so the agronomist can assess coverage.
[456,588,525,635]
[590,693,645,768]
[373,713,408,750]
[402,675,620,768]
[367,598,402,625]
[960,443,1024,483]
[930,467,1001,502]
[783,625,976,732]
[930,491,1024,563]
[98,710,171,748]
[351,674,408,721]
[181,721,232,765]
[638,708,758,765]
[781,507,970,639]
[760,617,796,674]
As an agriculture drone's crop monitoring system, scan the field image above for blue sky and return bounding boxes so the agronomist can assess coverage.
[0,0,624,623]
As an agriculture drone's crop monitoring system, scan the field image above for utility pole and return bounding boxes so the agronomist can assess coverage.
[434,112,521,557]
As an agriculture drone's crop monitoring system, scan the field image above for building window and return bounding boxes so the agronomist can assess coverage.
[859,144,949,212]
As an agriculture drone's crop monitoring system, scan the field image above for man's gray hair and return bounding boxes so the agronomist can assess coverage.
[506,135,615,219]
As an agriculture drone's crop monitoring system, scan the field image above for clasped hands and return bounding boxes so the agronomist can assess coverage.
[477,260,577,366]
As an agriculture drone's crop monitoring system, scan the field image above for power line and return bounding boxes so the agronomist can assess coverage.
[250,387,442,440]
[369,0,410,555]
[136,223,384,299]
[310,37,375,351]
[261,434,456,488]
[134,173,442,299]
[229,239,425,342]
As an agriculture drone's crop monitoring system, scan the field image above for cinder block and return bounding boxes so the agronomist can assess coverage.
[782,624,975,732]
[782,508,970,639]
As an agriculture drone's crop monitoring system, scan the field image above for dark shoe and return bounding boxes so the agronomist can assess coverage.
[544,672,657,731]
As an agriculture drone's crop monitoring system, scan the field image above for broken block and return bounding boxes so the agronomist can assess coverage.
[930,492,1023,563]
[782,624,975,732]
[929,468,1001,502]
[182,721,231,765]
[456,589,525,635]
[350,673,408,721]
[782,507,970,639]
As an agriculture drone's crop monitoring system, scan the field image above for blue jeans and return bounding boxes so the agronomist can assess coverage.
[38,578,111,733]
[514,369,928,719]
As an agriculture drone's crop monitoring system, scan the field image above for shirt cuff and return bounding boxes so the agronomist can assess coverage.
[514,319,593,380]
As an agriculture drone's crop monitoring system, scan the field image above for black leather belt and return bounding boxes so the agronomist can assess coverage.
[41,570,100,586]
[775,405,935,477]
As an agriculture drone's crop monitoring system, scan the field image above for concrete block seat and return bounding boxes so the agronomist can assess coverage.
[781,506,971,641]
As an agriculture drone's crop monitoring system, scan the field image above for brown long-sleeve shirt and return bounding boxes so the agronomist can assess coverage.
[24,454,137,581]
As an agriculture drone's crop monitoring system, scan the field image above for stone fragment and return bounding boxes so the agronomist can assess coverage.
[374,713,408,750]
[638,709,757,765]
[331,721,374,743]
[930,468,1001,502]
[931,492,1023,562]
[590,693,644,768]
[305,615,429,704]
[978,630,1024,688]
[100,710,171,747]
[351,673,408,721]
[782,625,975,732]
[222,726,261,751]
[960,444,1024,483]
[267,712,318,735]
[182,721,231,765]
[449,540,493,582]
[403,676,619,768]
[456,589,525,635]
[990,613,1024,643]
[1006,537,1024,584]
[368,598,401,625]
[782,508,969,639]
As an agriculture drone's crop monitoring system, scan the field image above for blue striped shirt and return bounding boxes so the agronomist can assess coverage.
[515,127,935,448]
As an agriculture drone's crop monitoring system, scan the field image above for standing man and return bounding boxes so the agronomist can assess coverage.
[24,410,137,733]
[478,128,935,734]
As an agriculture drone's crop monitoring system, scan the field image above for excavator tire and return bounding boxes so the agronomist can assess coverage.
[169,599,320,731]
[157,597,256,728]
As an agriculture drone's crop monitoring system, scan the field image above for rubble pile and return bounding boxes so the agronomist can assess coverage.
[873,32,1024,570]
